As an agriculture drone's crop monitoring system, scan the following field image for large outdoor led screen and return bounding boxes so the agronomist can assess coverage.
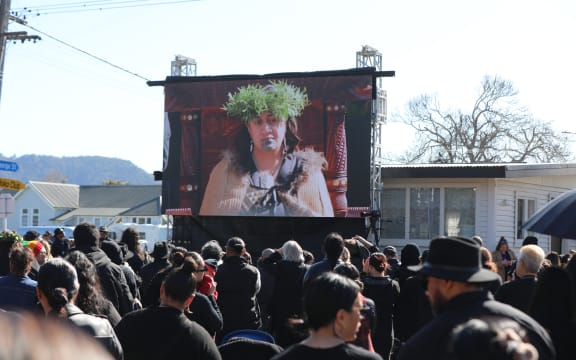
[161,69,374,218]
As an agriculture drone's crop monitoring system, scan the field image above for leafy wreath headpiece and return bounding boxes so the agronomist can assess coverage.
[0,230,23,243]
[223,80,309,123]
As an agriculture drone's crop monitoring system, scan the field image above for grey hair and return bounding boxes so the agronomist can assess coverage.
[282,240,304,263]
[519,245,545,274]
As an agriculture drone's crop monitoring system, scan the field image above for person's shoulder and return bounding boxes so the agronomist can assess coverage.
[342,343,383,359]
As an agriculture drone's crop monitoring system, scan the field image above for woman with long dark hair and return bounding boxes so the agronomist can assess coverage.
[36,258,123,359]
[66,250,121,326]
[200,80,333,217]
[273,272,380,360]
[362,252,400,360]
[120,227,150,277]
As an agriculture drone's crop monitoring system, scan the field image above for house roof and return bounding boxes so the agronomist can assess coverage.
[27,181,79,208]
[380,163,576,179]
[53,208,129,221]
[119,197,162,216]
[79,185,161,207]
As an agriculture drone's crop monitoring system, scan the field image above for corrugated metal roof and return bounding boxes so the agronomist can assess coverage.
[380,162,576,179]
[53,208,129,221]
[120,197,161,216]
[79,185,161,208]
[29,181,79,208]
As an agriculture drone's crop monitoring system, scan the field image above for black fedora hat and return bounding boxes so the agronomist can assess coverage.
[150,241,169,260]
[408,236,500,283]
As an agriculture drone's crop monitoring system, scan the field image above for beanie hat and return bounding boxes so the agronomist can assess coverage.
[27,240,44,257]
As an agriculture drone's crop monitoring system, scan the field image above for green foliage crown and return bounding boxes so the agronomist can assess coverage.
[0,230,23,243]
[223,80,309,122]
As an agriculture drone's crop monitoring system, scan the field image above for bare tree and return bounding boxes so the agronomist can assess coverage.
[394,75,572,164]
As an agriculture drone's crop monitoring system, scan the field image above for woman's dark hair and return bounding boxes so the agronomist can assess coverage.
[121,227,145,260]
[401,243,421,266]
[169,246,188,267]
[495,237,508,252]
[368,252,388,273]
[65,250,108,316]
[545,251,561,267]
[334,262,363,291]
[37,258,79,315]
[303,272,360,330]
[163,258,197,303]
[230,117,301,176]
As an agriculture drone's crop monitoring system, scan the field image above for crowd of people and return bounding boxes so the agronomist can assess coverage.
[1,224,576,359]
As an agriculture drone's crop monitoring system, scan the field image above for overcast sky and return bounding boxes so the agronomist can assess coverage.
[2,0,575,173]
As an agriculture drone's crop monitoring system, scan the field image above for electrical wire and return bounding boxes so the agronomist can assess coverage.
[22,23,151,82]
[13,0,199,16]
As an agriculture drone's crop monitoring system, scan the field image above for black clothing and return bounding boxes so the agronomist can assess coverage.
[393,276,433,343]
[215,255,261,340]
[115,305,221,360]
[76,246,134,316]
[219,338,284,360]
[397,290,555,360]
[272,343,383,360]
[187,292,223,337]
[142,265,171,307]
[302,257,342,288]
[263,253,309,347]
[140,258,170,297]
[494,275,537,313]
[51,237,70,258]
[362,275,400,360]
[65,304,123,360]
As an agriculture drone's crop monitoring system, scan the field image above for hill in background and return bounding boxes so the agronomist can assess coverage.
[0,154,156,185]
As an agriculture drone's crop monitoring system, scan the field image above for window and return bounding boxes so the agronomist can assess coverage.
[517,198,536,239]
[381,187,476,240]
[445,189,476,237]
[21,209,29,227]
[409,188,440,239]
[32,209,39,226]
[381,189,406,239]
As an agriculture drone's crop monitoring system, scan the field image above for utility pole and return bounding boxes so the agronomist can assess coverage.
[0,0,41,105]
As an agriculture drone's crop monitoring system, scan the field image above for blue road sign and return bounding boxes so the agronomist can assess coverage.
[0,160,19,172]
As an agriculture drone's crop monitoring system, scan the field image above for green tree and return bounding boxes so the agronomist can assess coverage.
[394,75,571,163]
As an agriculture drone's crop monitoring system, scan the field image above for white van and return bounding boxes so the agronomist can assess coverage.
[18,226,75,239]
[107,223,171,252]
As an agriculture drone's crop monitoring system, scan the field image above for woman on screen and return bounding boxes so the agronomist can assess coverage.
[199,80,334,217]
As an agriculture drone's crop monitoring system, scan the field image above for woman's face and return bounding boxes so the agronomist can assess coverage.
[500,243,509,252]
[246,112,287,153]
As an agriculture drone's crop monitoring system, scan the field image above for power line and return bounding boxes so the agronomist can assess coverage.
[13,0,199,16]
[23,23,151,82]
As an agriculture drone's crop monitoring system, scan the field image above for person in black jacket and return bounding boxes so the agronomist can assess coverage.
[72,222,134,316]
[115,258,221,360]
[495,244,545,313]
[215,237,261,343]
[36,257,123,360]
[397,236,555,360]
